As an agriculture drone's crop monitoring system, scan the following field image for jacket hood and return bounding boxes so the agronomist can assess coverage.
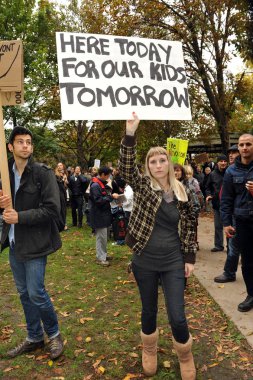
[235,156,253,170]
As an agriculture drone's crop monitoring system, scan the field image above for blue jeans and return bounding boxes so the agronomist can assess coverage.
[132,263,189,344]
[9,247,59,342]
[223,235,240,279]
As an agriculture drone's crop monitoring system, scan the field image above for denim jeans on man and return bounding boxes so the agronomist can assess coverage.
[223,235,240,279]
[132,263,189,344]
[9,246,59,342]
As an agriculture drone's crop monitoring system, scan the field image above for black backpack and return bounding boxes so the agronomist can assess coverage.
[32,163,65,232]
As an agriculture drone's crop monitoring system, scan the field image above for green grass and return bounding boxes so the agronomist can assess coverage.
[0,213,253,379]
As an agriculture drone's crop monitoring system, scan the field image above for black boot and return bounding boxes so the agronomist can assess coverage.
[7,339,44,358]
[238,296,253,312]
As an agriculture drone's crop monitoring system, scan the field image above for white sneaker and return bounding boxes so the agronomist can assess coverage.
[96,259,110,267]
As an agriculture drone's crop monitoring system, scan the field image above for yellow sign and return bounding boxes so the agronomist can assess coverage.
[167,138,188,165]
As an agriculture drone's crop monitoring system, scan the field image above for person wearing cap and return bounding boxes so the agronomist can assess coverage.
[220,134,253,312]
[228,144,240,165]
[205,154,228,252]
[214,145,240,283]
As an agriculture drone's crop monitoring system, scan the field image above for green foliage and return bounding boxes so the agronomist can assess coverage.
[0,0,252,163]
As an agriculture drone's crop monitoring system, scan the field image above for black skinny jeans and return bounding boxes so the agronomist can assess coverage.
[132,262,189,344]
[236,220,253,296]
[71,195,83,226]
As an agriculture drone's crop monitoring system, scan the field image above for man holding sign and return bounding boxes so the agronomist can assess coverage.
[0,127,64,360]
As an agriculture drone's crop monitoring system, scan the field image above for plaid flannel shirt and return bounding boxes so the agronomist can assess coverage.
[119,135,196,264]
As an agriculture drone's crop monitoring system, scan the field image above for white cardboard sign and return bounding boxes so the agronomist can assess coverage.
[56,32,191,121]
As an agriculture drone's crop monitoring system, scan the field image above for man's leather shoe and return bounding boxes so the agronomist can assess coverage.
[48,334,64,359]
[211,247,224,252]
[214,273,236,283]
[7,339,44,358]
[238,296,253,312]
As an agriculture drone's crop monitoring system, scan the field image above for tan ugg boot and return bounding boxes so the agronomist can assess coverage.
[172,334,196,380]
[140,329,159,376]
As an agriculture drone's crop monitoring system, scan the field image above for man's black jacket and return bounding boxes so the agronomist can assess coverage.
[205,166,226,210]
[1,157,62,261]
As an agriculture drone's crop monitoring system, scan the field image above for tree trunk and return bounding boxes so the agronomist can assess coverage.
[76,120,87,169]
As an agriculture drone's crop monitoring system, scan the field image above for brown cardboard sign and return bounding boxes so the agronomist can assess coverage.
[194,152,209,164]
[0,40,23,92]
[1,90,24,106]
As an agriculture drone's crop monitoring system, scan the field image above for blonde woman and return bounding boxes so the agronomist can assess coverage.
[119,113,196,380]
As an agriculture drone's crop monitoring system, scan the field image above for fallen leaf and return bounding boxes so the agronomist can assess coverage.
[92,359,101,368]
[3,367,14,373]
[123,374,140,380]
[36,354,49,360]
[108,358,117,365]
[74,349,86,357]
[208,362,219,368]
[129,352,138,358]
[85,337,92,343]
[59,311,70,317]
[97,366,105,374]
[163,360,171,368]
[80,317,94,324]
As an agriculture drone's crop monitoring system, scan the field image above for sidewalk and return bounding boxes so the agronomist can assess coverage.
[195,214,253,348]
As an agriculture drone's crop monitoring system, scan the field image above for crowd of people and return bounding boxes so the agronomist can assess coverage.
[0,118,253,380]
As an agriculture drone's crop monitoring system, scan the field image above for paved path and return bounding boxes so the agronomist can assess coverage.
[195,215,253,347]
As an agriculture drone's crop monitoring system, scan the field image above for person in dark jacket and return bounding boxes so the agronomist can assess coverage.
[205,155,228,252]
[0,126,63,360]
[68,166,88,227]
[221,134,253,312]
[55,164,68,230]
[214,144,240,283]
[89,167,118,266]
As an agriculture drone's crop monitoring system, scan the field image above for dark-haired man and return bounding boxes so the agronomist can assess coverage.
[68,166,88,227]
[221,134,253,312]
[214,144,240,283]
[89,166,118,266]
[0,126,64,359]
[205,155,228,252]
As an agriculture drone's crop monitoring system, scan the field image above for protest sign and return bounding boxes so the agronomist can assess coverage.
[0,39,24,205]
[56,32,191,121]
[167,138,188,165]
[94,159,100,168]
[0,40,23,92]
[1,90,24,106]
[194,152,209,164]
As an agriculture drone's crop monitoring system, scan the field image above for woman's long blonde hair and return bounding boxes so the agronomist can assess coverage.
[145,147,188,202]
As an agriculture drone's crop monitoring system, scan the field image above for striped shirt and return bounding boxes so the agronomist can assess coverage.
[119,135,196,264]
